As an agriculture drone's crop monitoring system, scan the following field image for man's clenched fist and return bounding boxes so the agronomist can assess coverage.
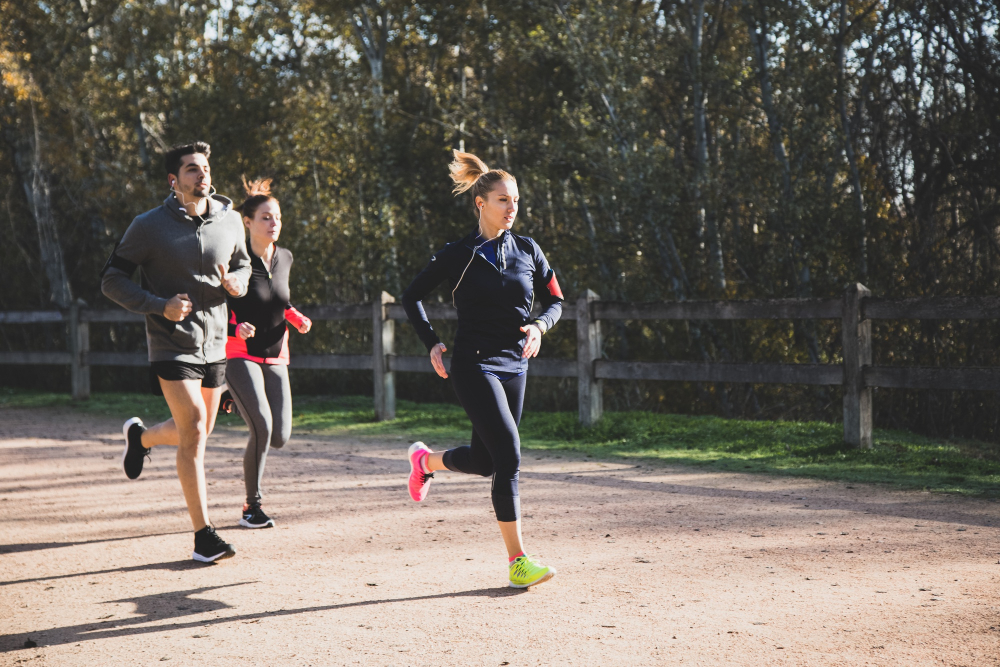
[219,263,242,296]
[164,294,193,322]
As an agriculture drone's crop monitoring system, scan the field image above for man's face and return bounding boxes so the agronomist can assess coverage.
[169,152,211,199]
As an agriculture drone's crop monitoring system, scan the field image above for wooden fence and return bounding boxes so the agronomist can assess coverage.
[3,283,1000,448]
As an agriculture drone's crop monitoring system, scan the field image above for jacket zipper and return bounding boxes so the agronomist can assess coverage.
[197,220,206,362]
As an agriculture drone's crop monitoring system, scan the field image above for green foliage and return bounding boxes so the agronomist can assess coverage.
[2,1,1000,438]
[5,389,998,496]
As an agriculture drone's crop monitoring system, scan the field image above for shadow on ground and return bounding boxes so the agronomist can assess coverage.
[2,583,524,651]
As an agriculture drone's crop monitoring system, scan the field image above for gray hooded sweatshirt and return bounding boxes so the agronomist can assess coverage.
[101,194,252,364]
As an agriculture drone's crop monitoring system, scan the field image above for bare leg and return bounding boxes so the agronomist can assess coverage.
[498,520,525,560]
[141,416,180,447]
[202,385,224,434]
[142,385,225,448]
[424,449,525,559]
[156,380,224,531]
[426,450,447,472]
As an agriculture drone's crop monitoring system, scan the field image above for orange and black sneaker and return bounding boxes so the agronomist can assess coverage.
[239,503,275,529]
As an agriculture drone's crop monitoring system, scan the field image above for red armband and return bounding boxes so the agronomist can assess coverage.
[547,273,564,299]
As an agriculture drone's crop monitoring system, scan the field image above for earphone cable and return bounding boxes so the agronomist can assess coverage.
[451,205,497,307]
[169,183,217,209]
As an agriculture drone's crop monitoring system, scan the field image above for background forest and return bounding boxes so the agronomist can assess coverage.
[2,0,999,440]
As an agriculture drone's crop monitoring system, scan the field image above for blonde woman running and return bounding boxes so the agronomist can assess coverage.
[401,151,564,588]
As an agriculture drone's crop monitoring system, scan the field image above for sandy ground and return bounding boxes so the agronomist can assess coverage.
[0,406,999,666]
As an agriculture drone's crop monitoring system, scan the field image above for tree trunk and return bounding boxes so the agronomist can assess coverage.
[836,0,868,282]
[352,1,398,293]
[688,0,725,291]
[10,101,73,308]
[741,1,822,366]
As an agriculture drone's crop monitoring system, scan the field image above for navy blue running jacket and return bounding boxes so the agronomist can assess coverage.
[402,228,564,375]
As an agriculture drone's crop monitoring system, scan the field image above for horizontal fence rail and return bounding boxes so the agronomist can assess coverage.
[862,296,1000,320]
[3,284,1000,447]
[863,366,1000,391]
[0,351,74,365]
[594,361,844,386]
[592,298,843,321]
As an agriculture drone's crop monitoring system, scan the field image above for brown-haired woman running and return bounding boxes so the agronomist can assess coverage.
[225,177,311,529]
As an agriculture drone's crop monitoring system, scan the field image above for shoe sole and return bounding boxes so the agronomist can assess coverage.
[192,549,236,563]
[121,417,144,478]
[407,442,432,502]
[239,518,275,528]
[509,567,557,589]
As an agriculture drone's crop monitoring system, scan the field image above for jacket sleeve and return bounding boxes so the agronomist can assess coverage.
[280,251,308,328]
[100,216,169,315]
[530,241,563,333]
[226,222,252,298]
[284,306,307,329]
[401,248,453,352]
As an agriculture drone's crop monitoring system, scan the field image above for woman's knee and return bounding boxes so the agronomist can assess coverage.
[493,446,520,480]
[245,413,273,448]
[259,417,274,445]
[270,429,289,450]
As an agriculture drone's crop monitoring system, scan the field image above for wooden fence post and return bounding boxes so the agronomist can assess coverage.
[843,283,872,448]
[577,289,603,426]
[69,300,90,400]
[373,291,396,421]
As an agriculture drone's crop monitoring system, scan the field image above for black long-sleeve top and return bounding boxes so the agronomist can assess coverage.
[226,246,306,362]
[401,228,564,374]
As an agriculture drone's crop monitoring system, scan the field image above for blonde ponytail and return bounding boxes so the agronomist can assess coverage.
[447,149,516,215]
[449,151,490,194]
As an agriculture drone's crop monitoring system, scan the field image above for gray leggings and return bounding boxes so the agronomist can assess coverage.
[225,358,292,505]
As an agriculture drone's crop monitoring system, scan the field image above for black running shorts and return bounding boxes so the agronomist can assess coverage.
[150,360,227,387]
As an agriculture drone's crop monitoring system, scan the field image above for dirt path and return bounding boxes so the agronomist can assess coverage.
[1,407,998,666]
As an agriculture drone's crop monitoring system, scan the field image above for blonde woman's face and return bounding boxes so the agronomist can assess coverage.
[476,179,518,238]
[245,200,282,244]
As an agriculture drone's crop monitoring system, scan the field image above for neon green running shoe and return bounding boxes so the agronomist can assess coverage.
[508,555,556,588]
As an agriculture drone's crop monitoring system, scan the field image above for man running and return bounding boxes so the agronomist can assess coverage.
[101,141,251,563]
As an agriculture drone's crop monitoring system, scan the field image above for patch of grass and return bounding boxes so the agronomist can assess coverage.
[4,388,999,496]
[0,387,243,426]
[291,395,472,441]
[517,411,1000,496]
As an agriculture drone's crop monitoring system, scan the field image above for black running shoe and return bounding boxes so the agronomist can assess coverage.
[121,417,149,480]
[192,526,236,563]
[219,390,237,416]
[239,503,275,529]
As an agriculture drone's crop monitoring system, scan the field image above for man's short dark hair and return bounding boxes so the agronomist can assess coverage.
[164,142,211,176]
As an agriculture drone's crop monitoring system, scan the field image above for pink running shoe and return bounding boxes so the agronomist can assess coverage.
[407,442,434,502]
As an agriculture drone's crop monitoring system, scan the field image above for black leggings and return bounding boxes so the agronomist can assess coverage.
[443,363,526,522]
